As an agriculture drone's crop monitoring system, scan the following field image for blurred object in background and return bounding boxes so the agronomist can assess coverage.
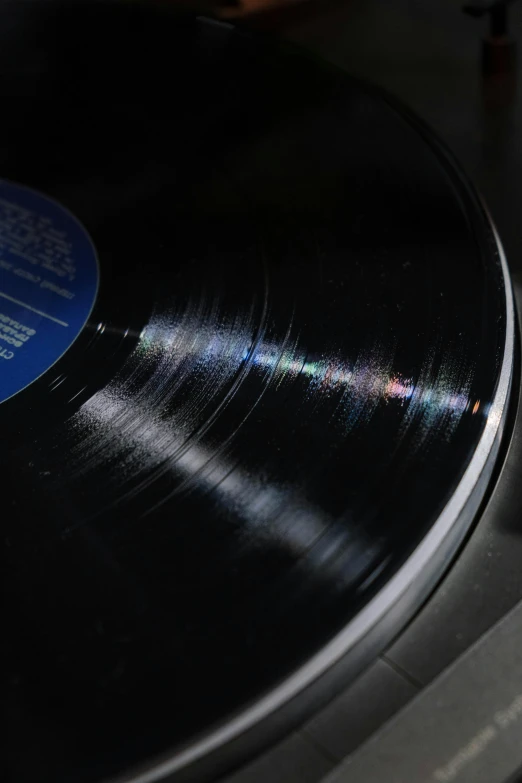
[141,0,354,28]
[218,0,356,32]
[131,0,311,19]
[218,0,306,17]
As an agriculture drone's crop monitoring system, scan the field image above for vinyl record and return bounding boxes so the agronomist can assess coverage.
[0,3,514,783]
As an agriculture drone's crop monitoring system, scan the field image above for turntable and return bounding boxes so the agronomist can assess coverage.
[1,3,521,783]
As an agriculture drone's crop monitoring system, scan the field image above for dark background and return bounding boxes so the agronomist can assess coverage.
[245,0,522,284]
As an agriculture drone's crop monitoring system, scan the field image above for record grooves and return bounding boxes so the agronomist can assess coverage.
[0,3,514,783]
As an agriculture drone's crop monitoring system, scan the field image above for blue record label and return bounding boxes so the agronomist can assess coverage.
[0,180,99,404]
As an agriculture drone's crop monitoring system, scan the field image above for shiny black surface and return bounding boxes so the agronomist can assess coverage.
[0,3,508,782]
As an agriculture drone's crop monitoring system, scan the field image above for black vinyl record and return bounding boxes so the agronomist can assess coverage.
[0,3,513,783]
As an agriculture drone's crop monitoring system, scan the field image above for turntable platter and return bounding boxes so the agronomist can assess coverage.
[0,4,514,782]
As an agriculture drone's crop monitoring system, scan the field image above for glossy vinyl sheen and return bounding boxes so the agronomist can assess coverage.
[0,4,509,783]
